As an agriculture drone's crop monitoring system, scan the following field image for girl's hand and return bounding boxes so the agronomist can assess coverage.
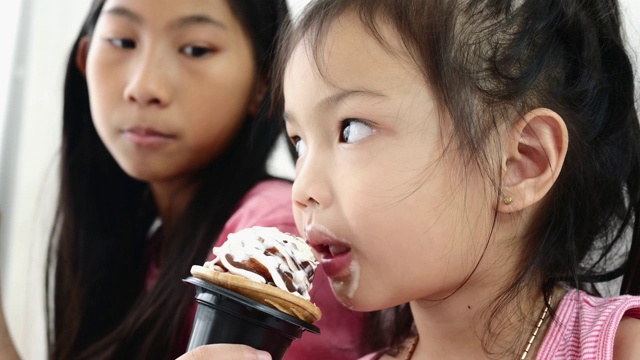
[1,211,21,360]
[176,344,271,360]
[0,297,21,360]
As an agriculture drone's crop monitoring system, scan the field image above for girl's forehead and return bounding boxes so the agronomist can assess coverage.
[283,14,439,129]
[99,0,241,29]
[320,12,410,61]
[287,13,420,89]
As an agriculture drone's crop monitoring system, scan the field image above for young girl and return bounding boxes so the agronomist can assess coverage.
[181,0,640,359]
[45,0,365,359]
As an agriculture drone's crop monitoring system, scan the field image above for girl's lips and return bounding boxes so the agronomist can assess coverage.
[305,225,353,278]
[123,127,176,147]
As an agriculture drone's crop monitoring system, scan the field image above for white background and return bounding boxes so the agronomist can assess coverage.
[1,1,639,359]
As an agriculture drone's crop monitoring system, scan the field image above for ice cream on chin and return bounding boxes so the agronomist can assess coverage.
[190,226,322,323]
[329,260,360,309]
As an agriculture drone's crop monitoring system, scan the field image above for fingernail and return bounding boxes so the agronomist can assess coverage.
[256,350,272,360]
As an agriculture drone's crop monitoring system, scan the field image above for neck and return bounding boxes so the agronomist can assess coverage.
[408,268,548,359]
[150,177,199,236]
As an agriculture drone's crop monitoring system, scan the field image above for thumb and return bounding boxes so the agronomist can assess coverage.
[176,344,272,360]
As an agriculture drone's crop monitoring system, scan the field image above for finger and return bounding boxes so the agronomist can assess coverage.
[176,344,272,360]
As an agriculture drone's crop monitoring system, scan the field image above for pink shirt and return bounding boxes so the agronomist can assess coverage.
[537,289,640,359]
[359,289,640,360]
[148,179,365,359]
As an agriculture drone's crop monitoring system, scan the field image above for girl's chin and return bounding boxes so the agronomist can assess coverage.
[329,285,383,312]
[328,261,361,310]
[331,289,354,309]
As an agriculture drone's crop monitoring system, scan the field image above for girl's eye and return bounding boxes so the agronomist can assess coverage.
[340,119,373,144]
[107,38,136,49]
[290,136,307,158]
[181,46,214,58]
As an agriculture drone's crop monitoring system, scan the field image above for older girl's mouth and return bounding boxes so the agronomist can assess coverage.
[123,127,176,147]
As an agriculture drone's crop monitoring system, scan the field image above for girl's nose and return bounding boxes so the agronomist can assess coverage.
[292,152,332,211]
[123,51,171,107]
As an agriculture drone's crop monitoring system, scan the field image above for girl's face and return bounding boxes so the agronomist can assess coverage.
[85,0,258,183]
[284,16,499,310]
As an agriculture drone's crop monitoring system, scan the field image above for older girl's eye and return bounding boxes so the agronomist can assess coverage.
[107,38,136,49]
[181,45,214,58]
[340,119,373,144]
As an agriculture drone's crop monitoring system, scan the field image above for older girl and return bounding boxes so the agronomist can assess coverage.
[46,1,365,359]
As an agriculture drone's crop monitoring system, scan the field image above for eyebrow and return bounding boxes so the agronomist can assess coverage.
[173,15,227,31]
[317,89,386,111]
[284,89,386,124]
[103,6,143,24]
[102,6,227,30]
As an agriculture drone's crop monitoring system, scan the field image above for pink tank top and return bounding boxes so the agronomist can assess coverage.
[359,290,640,360]
[537,289,640,359]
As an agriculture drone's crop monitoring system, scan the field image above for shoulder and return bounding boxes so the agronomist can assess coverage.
[210,179,297,256]
[231,179,294,227]
[556,289,640,317]
[240,179,293,206]
[614,316,640,359]
[539,290,640,359]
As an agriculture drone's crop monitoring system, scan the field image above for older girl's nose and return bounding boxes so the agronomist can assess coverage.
[123,50,172,107]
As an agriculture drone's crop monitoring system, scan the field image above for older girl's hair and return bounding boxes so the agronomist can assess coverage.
[47,1,290,359]
[274,0,640,355]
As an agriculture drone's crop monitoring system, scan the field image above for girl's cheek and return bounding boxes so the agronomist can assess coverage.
[328,260,360,310]
[292,209,305,239]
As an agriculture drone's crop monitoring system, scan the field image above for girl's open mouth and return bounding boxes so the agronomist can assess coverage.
[305,225,353,278]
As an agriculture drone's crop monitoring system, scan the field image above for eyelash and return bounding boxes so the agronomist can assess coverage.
[181,45,216,58]
[106,38,216,58]
[339,118,374,143]
[288,135,304,158]
[107,38,136,49]
[287,118,374,158]
[289,135,301,146]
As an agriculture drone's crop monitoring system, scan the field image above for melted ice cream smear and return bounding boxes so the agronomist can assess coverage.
[330,260,360,308]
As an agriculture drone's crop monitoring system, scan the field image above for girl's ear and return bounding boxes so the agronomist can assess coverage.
[498,108,568,213]
[248,80,267,116]
[76,36,90,76]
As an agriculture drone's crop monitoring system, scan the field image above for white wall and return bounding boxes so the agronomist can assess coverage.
[0,1,306,359]
[622,1,640,91]
[0,0,637,359]
[0,0,25,278]
[1,1,94,359]
[0,2,23,142]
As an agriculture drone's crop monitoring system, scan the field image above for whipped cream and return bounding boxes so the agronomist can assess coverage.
[205,226,318,300]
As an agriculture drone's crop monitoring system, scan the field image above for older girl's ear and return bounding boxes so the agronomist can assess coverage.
[76,36,90,76]
[498,108,568,213]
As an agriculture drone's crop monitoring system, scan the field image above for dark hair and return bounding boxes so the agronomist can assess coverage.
[46,1,290,359]
[274,0,640,356]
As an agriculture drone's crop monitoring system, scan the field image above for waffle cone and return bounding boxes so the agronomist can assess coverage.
[190,265,322,323]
